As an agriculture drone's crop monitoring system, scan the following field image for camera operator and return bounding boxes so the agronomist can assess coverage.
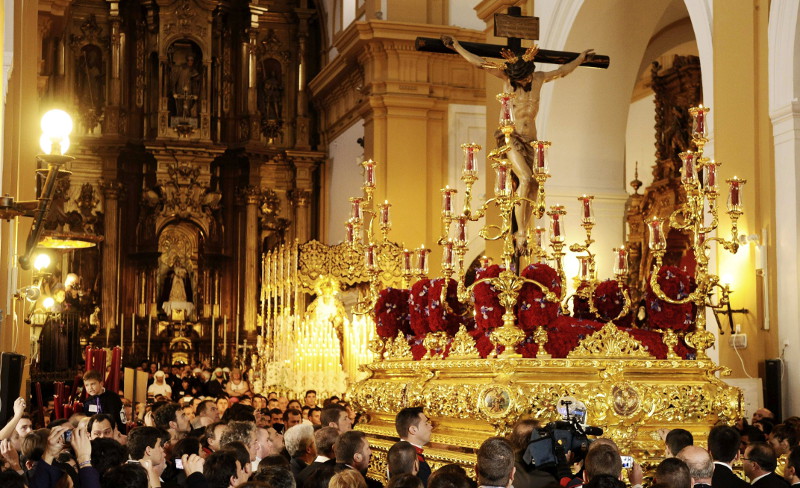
[508,419,559,488]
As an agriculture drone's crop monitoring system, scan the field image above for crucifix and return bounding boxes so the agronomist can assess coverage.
[417,6,610,251]
[416,7,609,69]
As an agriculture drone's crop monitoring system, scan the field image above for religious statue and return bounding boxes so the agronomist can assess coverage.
[442,35,594,246]
[161,257,194,319]
[76,45,105,131]
[170,55,201,118]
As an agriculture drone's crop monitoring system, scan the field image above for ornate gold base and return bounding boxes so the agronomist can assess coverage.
[352,357,742,481]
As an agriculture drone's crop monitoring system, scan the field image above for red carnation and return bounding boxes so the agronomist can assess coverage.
[473,265,506,332]
[646,266,695,332]
[375,288,411,339]
[409,279,433,336]
[518,263,562,332]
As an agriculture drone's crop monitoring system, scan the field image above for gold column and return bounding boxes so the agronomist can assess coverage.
[0,0,39,384]
[106,0,123,134]
[100,181,123,342]
[294,5,313,150]
[713,0,774,374]
[243,187,259,332]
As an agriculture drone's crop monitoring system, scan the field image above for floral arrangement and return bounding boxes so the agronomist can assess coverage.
[472,265,506,332]
[518,263,562,332]
[544,316,604,358]
[572,282,593,320]
[427,278,467,335]
[375,288,411,339]
[593,280,633,327]
[409,279,433,336]
[646,266,695,331]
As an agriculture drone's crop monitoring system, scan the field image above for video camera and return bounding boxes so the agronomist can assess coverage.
[522,398,603,473]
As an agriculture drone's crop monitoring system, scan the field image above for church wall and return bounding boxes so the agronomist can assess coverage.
[625,95,656,191]
[326,120,365,243]
[713,0,777,383]
[769,0,800,419]
[0,0,41,391]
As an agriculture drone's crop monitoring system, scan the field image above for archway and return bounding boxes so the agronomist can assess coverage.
[768,0,800,418]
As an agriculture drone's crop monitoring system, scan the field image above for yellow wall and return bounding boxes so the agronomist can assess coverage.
[713,0,777,378]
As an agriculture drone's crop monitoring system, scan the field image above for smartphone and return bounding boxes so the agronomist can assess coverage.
[174,458,183,469]
[621,455,634,469]
[63,430,73,443]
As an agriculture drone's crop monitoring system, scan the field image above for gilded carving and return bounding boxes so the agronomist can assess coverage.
[448,325,479,359]
[567,322,655,359]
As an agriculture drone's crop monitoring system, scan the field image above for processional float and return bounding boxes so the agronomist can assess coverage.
[337,97,743,479]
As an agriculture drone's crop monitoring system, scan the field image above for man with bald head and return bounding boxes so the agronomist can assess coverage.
[754,408,775,424]
[677,445,714,488]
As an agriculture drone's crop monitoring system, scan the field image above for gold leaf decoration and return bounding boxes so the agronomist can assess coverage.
[448,325,479,359]
[384,330,412,360]
[567,322,655,359]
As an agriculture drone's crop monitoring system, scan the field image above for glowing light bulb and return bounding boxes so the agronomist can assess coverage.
[33,253,51,271]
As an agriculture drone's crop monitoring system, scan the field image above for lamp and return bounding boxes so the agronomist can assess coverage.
[711,275,749,335]
[0,109,77,269]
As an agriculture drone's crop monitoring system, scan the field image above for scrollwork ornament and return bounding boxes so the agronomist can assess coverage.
[422,331,449,359]
[385,331,412,360]
[448,325,480,359]
[568,322,655,359]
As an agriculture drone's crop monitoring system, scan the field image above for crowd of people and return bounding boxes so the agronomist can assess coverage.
[0,362,797,488]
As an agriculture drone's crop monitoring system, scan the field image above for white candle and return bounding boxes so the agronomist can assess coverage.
[147,315,152,358]
[120,313,124,351]
[223,315,228,357]
[211,315,215,362]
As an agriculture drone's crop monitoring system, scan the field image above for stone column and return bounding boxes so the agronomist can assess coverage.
[289,189,312,243]
[100,181,123,344]
[242,186,260,332]
[105,0,123,134]
[294,5,313,150]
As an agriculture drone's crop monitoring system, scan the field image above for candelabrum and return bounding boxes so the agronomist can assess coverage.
[346,159,403,314]
[647,105,745,359]
[440,93,568,357]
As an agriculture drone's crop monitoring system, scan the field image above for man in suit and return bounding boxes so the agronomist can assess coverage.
[654,458,692,488]
[387,441,418,479]
[476,437,516,488]
[677,445,713,488]
[743,442,791,487]
[297,426,338,486]
[708,425,750,488]
[394,407,433,486]
[334,430,382,488]
[82,370,125,433]
[284,423,316,478]
[784,447,800,486]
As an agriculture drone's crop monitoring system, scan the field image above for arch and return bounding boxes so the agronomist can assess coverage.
[768,0,800,417]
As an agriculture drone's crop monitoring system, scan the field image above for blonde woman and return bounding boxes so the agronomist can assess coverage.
[330,469,368,488]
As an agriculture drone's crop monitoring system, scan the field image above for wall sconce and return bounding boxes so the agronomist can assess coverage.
[711,275,749,335]
[0,109,76,270]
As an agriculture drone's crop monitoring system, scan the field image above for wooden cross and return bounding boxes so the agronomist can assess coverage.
[417,6,609,69]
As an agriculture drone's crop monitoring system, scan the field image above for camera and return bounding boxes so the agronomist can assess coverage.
[63,430,73,443]
[174,458,183,469]
[621,455,634,469]
[522,398,603,474]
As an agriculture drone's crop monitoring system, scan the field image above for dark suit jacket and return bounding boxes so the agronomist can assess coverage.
[752,473,791,488]
[513,460,560,488]
[297,459,335,487]
[334,463,383,488]
[290,457,310,478]
[712,463,750,488]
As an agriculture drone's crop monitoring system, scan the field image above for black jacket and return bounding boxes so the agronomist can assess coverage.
[752,473,791,488]
[711,462,750,488]
[83,389,125,433]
